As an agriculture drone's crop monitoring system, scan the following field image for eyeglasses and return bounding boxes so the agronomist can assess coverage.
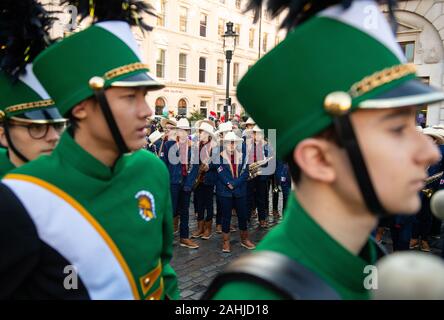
[9,121,69,140]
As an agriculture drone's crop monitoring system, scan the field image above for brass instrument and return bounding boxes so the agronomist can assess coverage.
[193,163,208,190]
[193,144,211,190]
[421,171,443,198]
[248,157,274,180]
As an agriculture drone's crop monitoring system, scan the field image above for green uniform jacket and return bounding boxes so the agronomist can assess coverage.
[0,148,15,179]
[213,194,377,300]
[2,132,179,300]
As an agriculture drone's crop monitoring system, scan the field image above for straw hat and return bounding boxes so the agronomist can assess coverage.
[161,117,177,129]
[223,131,243,142]
[245,117,256,125]
[423,127,444,144]
[216,121,233,135]
[176,118,191,130]
[198,121,216,138]
[148,130,164,146]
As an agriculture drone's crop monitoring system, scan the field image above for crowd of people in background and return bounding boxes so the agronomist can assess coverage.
[144,113,291,253]
[145,113,444,258]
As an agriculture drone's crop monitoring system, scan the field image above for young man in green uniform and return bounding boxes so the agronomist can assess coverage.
[0,0,67,178]
[0,1,178,299]
[204,0,444,300]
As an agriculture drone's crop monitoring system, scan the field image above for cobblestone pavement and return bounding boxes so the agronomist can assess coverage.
[170,196,444,300]
[170,213,276,300]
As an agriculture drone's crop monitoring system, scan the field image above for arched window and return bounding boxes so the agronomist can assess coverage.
[155,97,166,115]
[178,99,187,116]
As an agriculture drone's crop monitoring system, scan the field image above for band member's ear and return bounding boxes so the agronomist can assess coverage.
[293,138,335,183]
[71,98,94,121]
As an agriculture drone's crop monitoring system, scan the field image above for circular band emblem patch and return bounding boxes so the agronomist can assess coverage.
[135,191,157,222]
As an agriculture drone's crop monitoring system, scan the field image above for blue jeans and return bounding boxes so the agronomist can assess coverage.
[247,178,268,221]
[220,195,248,233]
[195,184,214,221]
[216,195,222,225]
[171,183,191,239]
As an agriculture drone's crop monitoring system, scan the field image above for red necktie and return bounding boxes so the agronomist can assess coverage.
[231,154,237,178]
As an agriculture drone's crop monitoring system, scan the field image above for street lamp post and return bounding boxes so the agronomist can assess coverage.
[222,21,238,122]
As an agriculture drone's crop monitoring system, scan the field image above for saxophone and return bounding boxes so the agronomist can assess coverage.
[193,143,211,190]
[248,157,274,180]
[422,171,444,198]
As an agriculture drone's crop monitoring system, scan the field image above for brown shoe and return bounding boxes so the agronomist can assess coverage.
[173,216,179,235]
[191,220,205,238]
[409,238,419,249]
[272,210,280,221]
[201,221,213,240]
[216,224,222,234]
[420,240,431,252]
[222,233,231,253]
[240,230,256,250]
[179,238,199,249]
[259,220,269,229]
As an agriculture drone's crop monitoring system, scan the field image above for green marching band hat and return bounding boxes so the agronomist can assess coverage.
[32,0,164,154]
[0,0,65,123]
[238,0,444,216]
[0,0,66,161]
[239,0,444,159]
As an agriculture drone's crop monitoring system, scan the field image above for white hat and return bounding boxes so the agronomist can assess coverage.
[161,117,177,128]
[216,121,233,135]
[223,131,243,142]
[252,125,262,133]
[245,117,256,125]
[198,122,215,137]
[148,130,164,146]
[423,127,444,144]
[432,125,444,138]
[195,119,215,129]
[176,118,191,130]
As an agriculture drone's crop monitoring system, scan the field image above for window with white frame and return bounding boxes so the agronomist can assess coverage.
[179,6,188,32]
[234,24,241,47]
[179,53,187,81]
[233,63,239,86]
[217,59,224,85]
[156,49,165,78]
[399,41,415,63]
[157,0,166,27]
[200,101,208,117]
[199,57,206,83]
[218,18,225,41]
[200,13,207,37]
[249,28,255,49]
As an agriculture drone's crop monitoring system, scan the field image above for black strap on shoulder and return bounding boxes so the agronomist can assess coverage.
[201,250,340,300]
[3,121,29,163]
